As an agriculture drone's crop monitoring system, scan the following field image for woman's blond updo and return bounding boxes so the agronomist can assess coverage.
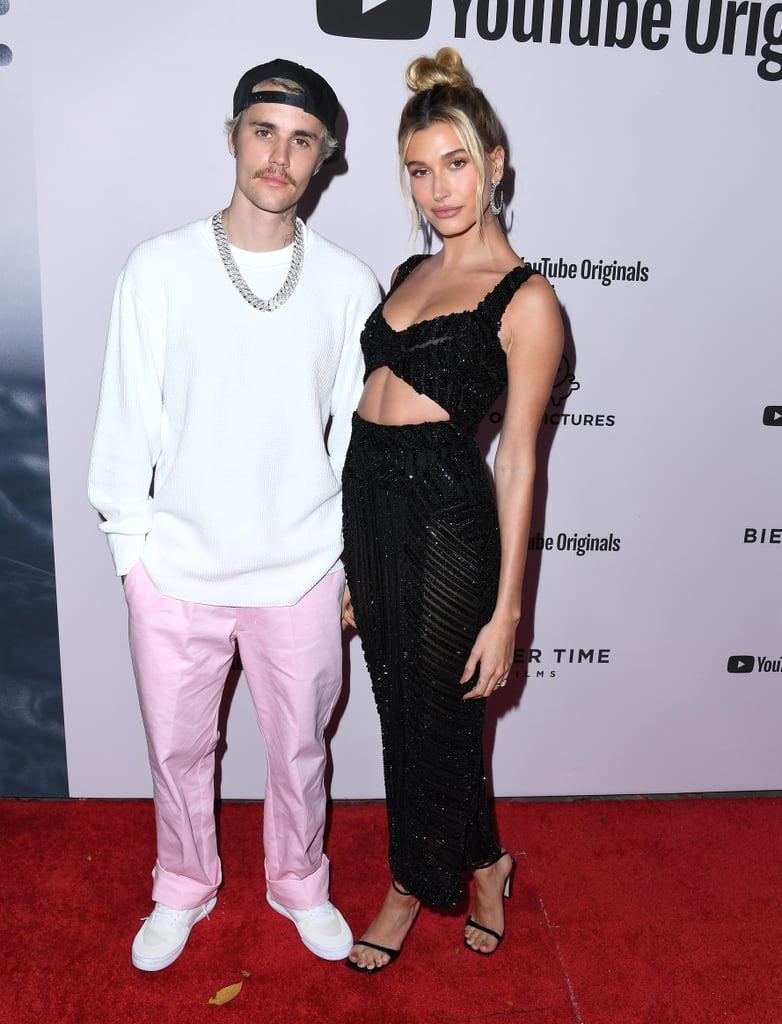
[398,48,504,233]
[404,47,475,93]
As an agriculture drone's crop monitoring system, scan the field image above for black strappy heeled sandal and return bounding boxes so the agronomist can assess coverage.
[464,852,516,957]
[345,880,416,974]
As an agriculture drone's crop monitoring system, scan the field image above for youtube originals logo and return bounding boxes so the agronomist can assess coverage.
[317,0,432,39]
[763,405,782,426]
[727,655,782,674]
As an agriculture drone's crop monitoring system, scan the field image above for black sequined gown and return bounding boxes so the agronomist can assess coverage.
[342,255,539,907]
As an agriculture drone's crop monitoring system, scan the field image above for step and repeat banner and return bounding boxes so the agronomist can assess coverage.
[4,0,780,798]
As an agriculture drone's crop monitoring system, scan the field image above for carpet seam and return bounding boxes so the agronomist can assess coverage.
[521,848,586,1024]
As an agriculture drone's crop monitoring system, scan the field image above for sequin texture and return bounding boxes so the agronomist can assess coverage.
[342,256,539,907]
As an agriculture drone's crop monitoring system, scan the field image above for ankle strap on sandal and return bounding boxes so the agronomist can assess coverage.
[391,879,415,897]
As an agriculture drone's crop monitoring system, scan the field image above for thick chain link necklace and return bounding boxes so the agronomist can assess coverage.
[212,212,304,312]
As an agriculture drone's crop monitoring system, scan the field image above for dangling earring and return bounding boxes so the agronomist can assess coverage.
[415,201,426,231]
[489,179,504,216]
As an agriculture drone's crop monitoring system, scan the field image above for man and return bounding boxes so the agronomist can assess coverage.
[88,59,380,971]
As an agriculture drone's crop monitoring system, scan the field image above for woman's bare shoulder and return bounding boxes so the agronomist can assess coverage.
[502,270,563,356]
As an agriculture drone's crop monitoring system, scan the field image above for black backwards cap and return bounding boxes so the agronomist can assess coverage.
[233,59,340,160]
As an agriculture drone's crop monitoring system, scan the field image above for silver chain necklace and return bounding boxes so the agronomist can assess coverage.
[211,212,304,312]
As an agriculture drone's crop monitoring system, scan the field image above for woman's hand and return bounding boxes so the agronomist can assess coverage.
[341,581,356,630]
[460,614,517,699]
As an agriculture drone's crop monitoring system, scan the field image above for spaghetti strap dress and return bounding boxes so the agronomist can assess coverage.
[342,255,540,907]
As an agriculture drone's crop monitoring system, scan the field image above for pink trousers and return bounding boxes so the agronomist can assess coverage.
[124,562,345,911]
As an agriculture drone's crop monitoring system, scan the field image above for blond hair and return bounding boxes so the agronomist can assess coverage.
[398,48,504,234]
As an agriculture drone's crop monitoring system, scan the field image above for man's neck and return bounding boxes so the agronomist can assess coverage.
[221,198,298,253]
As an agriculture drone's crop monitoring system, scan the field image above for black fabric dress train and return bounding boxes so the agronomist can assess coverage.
[342,256,539,907]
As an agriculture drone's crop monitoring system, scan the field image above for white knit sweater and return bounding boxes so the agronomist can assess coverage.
[88,217,380,607]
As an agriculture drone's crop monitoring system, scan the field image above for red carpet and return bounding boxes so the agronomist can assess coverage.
[2,797,781,1023]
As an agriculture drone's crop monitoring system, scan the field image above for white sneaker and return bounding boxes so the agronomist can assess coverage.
[266,893,353,960]
[131,897,218,971]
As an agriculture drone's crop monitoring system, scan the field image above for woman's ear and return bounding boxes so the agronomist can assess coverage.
[489,145,505,181]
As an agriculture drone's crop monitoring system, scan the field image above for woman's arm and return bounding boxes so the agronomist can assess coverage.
[461,274,564,698]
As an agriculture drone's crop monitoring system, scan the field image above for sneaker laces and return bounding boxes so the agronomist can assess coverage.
[145,903,181,925]
[305,902,333,920]
[142,900,214,925]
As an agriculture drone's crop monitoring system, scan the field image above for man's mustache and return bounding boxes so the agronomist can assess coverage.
[253,167,298,187]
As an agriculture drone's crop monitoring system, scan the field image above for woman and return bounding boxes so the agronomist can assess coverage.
[341,47,564,971]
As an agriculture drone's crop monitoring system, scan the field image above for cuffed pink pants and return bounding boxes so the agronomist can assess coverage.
[124,562,345,912]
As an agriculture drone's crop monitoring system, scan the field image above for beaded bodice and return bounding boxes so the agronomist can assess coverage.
[361,255,539,435]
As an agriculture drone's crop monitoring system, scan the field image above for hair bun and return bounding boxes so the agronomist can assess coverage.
[405,47,475,94]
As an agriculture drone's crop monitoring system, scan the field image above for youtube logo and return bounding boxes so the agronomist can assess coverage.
[763,406,782,426]
[727,655,755,674]
[317,0,432,39]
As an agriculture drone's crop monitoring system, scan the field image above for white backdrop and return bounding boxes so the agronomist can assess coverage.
[17,0,782,797]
